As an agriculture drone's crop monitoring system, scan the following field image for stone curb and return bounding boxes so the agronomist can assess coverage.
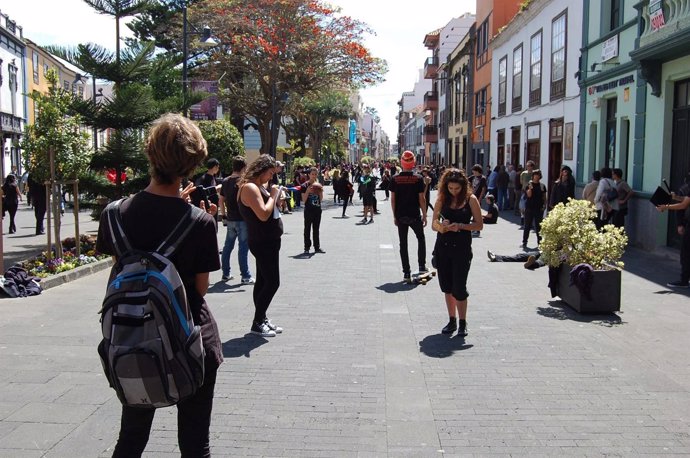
[40,258,113,291]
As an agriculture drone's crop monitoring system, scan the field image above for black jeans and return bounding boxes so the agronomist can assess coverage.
[304,209,322,250]
[397,218,426,275]
[5,204,17,232]
[522,208,543,245]
[249,239,281,324]
[34,203,46,233]
[112,362,218,458]
[341,196,349,216]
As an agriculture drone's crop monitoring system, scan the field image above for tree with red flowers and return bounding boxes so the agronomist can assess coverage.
[189,0,387,155]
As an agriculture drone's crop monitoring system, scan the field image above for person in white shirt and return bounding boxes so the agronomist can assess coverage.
[593,167,618,228]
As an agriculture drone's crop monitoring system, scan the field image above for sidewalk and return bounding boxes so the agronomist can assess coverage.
[0,189,689,456]
[1,204,101,272]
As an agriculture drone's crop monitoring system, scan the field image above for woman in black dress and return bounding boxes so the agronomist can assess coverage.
[238,154,284,337]
[431,169,483,337]
[2,174,22,233]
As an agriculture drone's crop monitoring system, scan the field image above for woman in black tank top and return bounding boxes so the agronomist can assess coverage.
[431,169,483,338]
[238,154,284,338]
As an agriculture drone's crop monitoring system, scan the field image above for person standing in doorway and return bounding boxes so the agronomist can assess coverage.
[218,157,255,285]
[390,150,428,282]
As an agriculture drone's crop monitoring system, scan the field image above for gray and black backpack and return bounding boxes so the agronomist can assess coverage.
[98,199,206,408]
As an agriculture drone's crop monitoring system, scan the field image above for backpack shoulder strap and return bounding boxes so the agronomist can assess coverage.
[156,204,207,258]
[105,198,132,257]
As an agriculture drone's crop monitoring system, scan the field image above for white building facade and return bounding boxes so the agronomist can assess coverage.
[0,10,26,178]
[491,0,582,189]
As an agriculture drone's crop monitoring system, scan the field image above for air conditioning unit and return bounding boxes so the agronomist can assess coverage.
[593,97,601,108]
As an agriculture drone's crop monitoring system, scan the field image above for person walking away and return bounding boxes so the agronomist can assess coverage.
[27,174,46,235]
[549,165,575,210]
[218,157,255,284]
[519,161,535,226]
[381,169,391,201]
[656,187,690,288]
[359,164,378,224]
[507,164,516,211]
[338,170,354,217]
[431,168,483,337]
[612,168,634,228]
[2,174,22,233]
[522,169,546,248]
[496,165,510,211]
[582,170,601,205]
[331,168,341,204]
[238,154,284,337]
[594,167,619,228]
[482,194,499,224]
[390,150,428,282]
[487,166,499,207]
[96,113,222,457]
[422,167,434,212]
[303,167,325,254]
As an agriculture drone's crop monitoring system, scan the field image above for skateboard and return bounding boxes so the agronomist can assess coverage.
[405,270,436,285]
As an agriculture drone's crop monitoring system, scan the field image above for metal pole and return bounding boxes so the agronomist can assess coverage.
[270,81,278,157]
[73,180,80,258]
[92,77,98,151]
[182,5,189,118]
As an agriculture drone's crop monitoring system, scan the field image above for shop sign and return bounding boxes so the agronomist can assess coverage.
[588,75,635,95]
[650,0,666,31]
[601,35,618,62]
[189,81,218,121]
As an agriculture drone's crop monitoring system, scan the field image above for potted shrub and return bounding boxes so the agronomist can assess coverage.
[539,199,628,313]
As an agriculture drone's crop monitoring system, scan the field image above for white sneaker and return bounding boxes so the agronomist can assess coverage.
[264,318,283,334]
[241,277,256,285]
[250,321,276,337]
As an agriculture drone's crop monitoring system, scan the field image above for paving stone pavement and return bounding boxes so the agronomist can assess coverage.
[1,189,689,457]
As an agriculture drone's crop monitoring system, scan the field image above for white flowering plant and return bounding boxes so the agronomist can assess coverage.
[539,199,628,270]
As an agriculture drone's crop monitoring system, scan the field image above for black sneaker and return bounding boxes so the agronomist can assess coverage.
[315,248,326,254]
[667,280,690,288]
[458,319,468,337]
[442,318,457,335]
[403,274,412,284]
[250,321,276,337]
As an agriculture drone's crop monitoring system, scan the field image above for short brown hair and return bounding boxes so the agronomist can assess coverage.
[145,114,208,184]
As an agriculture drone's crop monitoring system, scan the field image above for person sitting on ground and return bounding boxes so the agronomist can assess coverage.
[486,249,544,269]
[482,194,499,224]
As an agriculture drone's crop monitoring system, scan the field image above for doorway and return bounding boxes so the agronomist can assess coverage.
[548,119,564,193]
[510,128,520,167]
[669,79,690,248]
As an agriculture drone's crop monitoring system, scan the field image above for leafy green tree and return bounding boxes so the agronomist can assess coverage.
[195,119,244,174]
[293,157,315,169]
[21,68,92,257]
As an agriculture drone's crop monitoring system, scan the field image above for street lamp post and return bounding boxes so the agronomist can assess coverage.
[182,5,217,118]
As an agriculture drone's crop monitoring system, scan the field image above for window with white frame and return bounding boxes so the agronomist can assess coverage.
[498,56,507,117]
[512,45,523,112]
[551,11,567,100]
[530,31,542,107]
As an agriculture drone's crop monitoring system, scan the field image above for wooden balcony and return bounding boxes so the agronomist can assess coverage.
[424,56,439,79]
[423,91,438,111]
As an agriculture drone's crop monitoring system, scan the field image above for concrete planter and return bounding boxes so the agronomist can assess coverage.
[557,264,621,314]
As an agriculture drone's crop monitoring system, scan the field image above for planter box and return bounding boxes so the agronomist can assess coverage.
[557,264,621,314]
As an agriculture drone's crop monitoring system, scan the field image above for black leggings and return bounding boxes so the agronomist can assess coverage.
[523,208,543,245]
[397,219,426,275]
[112,361,218,458]
[5,204,18,232]
[249,239,281,324]
[342,197,349,216]
[304,210,322,250]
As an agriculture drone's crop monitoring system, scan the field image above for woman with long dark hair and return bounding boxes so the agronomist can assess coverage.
[431,169,483,337]
[549,165,575,210]
[238,154,284,337]
[2,174,22,234]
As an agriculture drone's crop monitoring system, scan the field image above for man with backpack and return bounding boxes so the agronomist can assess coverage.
[96,113,222,457]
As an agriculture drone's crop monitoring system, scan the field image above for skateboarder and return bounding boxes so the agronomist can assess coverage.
[390,150,428,283]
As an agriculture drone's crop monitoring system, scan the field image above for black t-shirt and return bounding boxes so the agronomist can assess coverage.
[96,191,223,368]
[471,175,487,198]
[359,174,378,197]
[389,172,425,219]
[526,182,546,211]
[220,176,242,221]
[2,183,19,206]
[196,173,219,206]
[484,203,499,224]
[305,185,322,212]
